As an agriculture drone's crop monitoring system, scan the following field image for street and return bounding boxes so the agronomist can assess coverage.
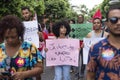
[41,61,85,80]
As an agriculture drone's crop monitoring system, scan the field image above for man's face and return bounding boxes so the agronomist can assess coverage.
[93,19,102,30]
[107,9,120,36]
[22,9,31,21]
[78,15,84,23]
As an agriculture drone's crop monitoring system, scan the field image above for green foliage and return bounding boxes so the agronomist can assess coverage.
[0,0,81,22]
[0,0,45,19]
[0,0,20,18]
[89,4,101,18]
[44,0,77,21]
[101,0,109,18]
[101,0,120,18]
[87,0,109,19]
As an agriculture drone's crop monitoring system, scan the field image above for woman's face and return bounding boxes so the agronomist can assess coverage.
[4,28,19,46]
[59,26,67,35]
[93,19,102,30]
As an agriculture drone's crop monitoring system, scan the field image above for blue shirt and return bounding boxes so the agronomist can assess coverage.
[87,38,120,80]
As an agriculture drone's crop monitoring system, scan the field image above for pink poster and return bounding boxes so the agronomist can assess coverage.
[46,39,80,67]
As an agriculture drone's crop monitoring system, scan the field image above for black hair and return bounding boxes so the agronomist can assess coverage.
[77,14,84,23]
[0,15,25,42]
[93,18,102,23]
[69,19,76,24]
[78,14,84,19]
[52,20,71,38]
[0,22,4,43]
[106,3,120,21]
[21,6,30,11]
[48,21,54,33]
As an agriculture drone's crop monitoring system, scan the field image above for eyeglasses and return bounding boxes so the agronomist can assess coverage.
[109,17,120,24]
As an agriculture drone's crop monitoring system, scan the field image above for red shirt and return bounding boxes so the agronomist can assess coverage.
[80,40,83,48]
[42,32,48,40]
[38,32,48,51]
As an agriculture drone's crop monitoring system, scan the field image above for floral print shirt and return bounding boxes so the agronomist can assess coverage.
[87,38,120,80]
[0,41,43,80]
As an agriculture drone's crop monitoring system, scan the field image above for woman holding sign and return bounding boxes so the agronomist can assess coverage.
[52,20,71,80]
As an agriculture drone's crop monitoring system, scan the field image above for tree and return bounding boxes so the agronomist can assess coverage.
[44,0,77,21]
[0,0,45,19]
[101,0,109,18]
[101,0,120,18]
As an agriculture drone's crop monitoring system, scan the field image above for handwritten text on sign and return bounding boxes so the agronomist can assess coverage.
[46,39,80,67]
[23,20,39,47]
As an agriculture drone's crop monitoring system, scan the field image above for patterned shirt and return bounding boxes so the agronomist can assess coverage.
[87,38,120,80]
[0,41,43,80]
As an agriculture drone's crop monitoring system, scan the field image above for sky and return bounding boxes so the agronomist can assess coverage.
[69,0,104,10]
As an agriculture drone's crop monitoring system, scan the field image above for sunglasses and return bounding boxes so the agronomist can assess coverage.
[109,17,120,24]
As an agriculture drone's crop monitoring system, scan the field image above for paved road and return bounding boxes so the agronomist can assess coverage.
[41,63,85,80]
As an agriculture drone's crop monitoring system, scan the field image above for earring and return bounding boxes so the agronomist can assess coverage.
[19,37,21,40]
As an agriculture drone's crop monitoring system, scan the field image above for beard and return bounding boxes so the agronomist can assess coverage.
[109,30,120,37]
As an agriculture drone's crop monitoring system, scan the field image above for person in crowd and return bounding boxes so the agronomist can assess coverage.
[87,3,120,80]
[37,22,48,58]
[37,15,49,53]
[69,19,76,24]
[47,20,55,39]
[77,14,84,24]
[76,14,85,78]
[21,6,33,21]
[86,18,108,38]
[52,20,71,80]
[21,6,48,56]
[0,15,43,80]
[68,19,76,73]
[103,20,110,33]
[38,23,48,40]
[21,6,42,33]
[42,15,49,34]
